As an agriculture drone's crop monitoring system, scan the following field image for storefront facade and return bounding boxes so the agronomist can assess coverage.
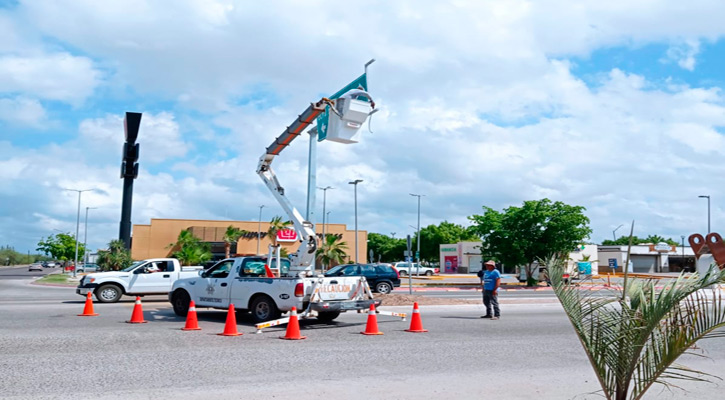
[131,218,367,263]
[597,244,695,274]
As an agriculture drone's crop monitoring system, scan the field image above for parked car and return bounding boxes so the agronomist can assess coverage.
[324,263,400,294]
[76,263,100,273]
[391,262,438,276]
[43,261,57,268]
[28,263,44,272]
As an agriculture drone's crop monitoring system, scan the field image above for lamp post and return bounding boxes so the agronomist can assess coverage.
[698,195,711,233]
[317,186,333,242]
[64,188,93,278]
[257,205,265,255]
[83,207,97,265]
[348,179,363,263]
[681,235,686,271]
[410,193,424,264]
[613,224,624,241]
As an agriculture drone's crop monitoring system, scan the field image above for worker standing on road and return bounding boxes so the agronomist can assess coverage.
[481,260,501,320]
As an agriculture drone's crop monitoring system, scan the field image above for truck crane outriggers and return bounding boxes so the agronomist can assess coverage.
[257,90,375,276]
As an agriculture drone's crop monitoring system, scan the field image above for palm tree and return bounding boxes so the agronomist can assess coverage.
[96,240,132,271]
[223,226,247,258]
[267,216,292,247]
[548,256,725,400]
[317,235,348,271]
[167,229,199,254]
[173,242,212,266]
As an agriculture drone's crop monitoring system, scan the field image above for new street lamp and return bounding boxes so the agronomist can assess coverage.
[613,224,624,241]
[348,179,363,263]
[317,186,334,242]
[83,207,97,265]
[257,205,265,255]
[64,188,93,278]
[410,193,425,264]
[698,195,711,233]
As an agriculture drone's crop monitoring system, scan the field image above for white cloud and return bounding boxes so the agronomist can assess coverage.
[664,40,701,71]
[0,53,100,104]
[0,96,47,126]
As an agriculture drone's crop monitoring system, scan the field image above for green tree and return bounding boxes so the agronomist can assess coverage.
[267,216,292,247]
[468,198,591,286]
[317,235,348,270]
[415,221,478,261]
[548,256,725,400]
[602,235,680,246]
[96,240,132,271]
[367,233,407,262]
[37,233,86,265]
[223,226,248,258]
[169,230,212,266]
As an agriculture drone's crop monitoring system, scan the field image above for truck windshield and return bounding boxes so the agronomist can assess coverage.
[121,261,145,272]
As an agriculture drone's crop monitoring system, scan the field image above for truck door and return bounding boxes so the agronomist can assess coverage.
[195,259,234,308]
[128,261,172,293]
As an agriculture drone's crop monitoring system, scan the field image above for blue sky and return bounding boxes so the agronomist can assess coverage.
[2,0,725,255]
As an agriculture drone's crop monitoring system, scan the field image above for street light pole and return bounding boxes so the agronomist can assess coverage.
[612,224,624,241]
[64,188,93,278]
[83,207,97,265]
[681,235,686,272]
[699,195,711,233]
[318,186,334,242]
[410,193,425,264]
[257,205,265,255]
[348,179,363,263]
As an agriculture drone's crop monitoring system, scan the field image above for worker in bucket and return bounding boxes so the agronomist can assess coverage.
[481,260,501,320]
[339,85,375,109]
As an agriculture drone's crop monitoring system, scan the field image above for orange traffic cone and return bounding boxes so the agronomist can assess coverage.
[218,304,242,336]
[280,307,306,340]
[181,300,201,331]
[405,302,428,333]
[78,292,99,317]
[126,296,147,323]
[361,304,383,335]
[264,264,275,278]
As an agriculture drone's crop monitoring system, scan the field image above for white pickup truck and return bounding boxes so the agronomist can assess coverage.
[76,258,202,303]
[170,256,379,323]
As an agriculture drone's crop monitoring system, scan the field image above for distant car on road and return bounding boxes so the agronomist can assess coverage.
[391,262,438,276]
[76,263,100,273]
[28,263,44,272]
[324,263,400,294]
[43,261,57,268]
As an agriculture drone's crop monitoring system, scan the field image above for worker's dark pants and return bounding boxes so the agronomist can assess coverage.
[483,290,500,317]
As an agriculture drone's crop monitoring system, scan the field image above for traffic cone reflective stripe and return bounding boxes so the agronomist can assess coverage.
[181,300,201,331]
[280,307,306,340]
[78,292,99,317]
[361,304,383,335]
[218,303,242,336]
[127,296,147,323]
[405,302,428,333]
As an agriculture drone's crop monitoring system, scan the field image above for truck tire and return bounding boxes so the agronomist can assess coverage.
[398,270,407,276]
[375,281,392,294]
[425,270,433,276]
[95,284,122,303]
[317,311,340,323]
[172,290,191,317]
[250,295,280,323]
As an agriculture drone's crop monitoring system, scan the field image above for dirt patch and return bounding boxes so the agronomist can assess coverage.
[375,293,479,306]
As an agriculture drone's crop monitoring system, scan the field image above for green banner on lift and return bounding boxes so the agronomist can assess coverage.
[317,74,368,142]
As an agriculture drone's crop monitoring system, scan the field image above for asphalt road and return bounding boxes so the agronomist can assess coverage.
[0,265,60,280]
[2,278,724,399]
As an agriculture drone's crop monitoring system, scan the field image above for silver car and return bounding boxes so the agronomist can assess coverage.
[28,263,44,272]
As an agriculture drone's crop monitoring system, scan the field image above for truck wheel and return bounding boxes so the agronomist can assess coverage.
[172,290,191,317]
[317,311,340,323]
[375,282,392,294]
[250,295,280,323]
[95,284,122,303]
[425,270,433,276]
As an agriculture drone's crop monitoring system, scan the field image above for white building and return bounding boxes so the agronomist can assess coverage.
[597,244,695,273]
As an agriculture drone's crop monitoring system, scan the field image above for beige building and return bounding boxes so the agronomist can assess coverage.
[131,218,367,263]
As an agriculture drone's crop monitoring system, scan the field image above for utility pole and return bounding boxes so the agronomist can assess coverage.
[64,188,93,278]
[257,205,265,255]
[698,195,711,233]
[410,193,425,265]
[318,186,333,242]
[349,179,363,263]
[83,207,97,265]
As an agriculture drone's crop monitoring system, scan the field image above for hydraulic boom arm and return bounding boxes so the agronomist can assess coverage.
[257,99,330,276]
